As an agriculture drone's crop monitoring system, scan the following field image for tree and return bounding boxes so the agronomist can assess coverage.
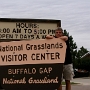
[63,29,89,69]
[80,57,90,71]
[76,46,89,59]
[63,30,77,61]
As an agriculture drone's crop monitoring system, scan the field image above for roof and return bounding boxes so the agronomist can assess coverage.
[81,51,90,58]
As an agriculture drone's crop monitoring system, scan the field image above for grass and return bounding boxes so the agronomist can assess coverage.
[61,82,80,85]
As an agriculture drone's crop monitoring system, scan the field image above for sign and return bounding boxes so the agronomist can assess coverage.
[0,38,66,90]
[0,18,61,40]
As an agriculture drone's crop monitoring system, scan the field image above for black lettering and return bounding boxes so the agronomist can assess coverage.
[43,29,46,34]
[48,29,52,34]
[51,53,54,60]
[18,54,23,61]
[47,44,51,49]
[26,44,33,50]
[4,28,10,33]
[52,30,55,34]
[1,53,27,62]
[1,55,5,61]
[16,23,37,28]
[29,23,37,28]
[25,43,62,51]
[0,28,10,33]
[16,23,20,28]
[34,45,37,50]
[18,54,27,61]
[26,35,34,39]
[31,54,35,60]
[40,29,43,34]
[0,34,13,39]
[31,52,60,60]
[36,53,40,60]
[21,23,25,28]
[48,29,55,34]
[55,43,59,48]
[34,23,37,28]
[12,28,21,33]
[41,44,44,49]
[24,29,32,34]
[31,45,33,50]
[29,23,33,28]
[23,54,27,61]
[59,43,63,48]
[31,35,34,39]
[42,35,46,39]
[24,29,27,33]
[45,43,47,49]
[15,34,18,38]
[7,28,10,33]
[8,54,17,61]
[41,53,45,60]
[9,46,13,51]
[34,29,37,34]
[38,45,41,50]
[24,23,28,28]
[20,34,27,39]
[3,28,7,33]
[46,53,50,59]
[0,45,23,52]
[20,34,34,39]
[2,47,5,52]
[38,29,46,34]
[55,52,60,59]
[36,35,40,39]
[28,29,32,34]
[26,44,31,50]
[6,34,13,39]
[14,55,17,61]
[51,44,55,48]
[0,34,5,38]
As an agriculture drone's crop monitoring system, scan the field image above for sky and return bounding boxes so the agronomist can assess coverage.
[0,0,90,51]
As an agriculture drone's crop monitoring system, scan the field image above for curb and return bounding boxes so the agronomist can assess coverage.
[62,83,83,87]
[62,83,90,87]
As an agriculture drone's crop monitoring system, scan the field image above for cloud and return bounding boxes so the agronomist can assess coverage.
[0,0,90,50]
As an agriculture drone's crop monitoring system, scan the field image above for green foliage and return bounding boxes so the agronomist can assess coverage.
[76,46,89,59]
[80,58,90,71]
[63,30,77,61]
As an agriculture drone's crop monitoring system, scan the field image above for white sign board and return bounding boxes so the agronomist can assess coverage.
[0,18,61,40]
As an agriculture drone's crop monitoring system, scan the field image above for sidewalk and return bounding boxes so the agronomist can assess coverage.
[62,85,90,90]
[71,77,90,85]
[62,77,90,90]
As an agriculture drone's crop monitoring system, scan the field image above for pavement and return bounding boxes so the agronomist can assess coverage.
[62,85,90,90]
[71,77,90,85]
[62,77,90,90]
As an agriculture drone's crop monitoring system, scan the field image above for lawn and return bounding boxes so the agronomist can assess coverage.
[61,82,80,85]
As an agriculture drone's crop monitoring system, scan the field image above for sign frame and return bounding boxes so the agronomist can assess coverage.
[0,18,62,90]
[0,18,61,42]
